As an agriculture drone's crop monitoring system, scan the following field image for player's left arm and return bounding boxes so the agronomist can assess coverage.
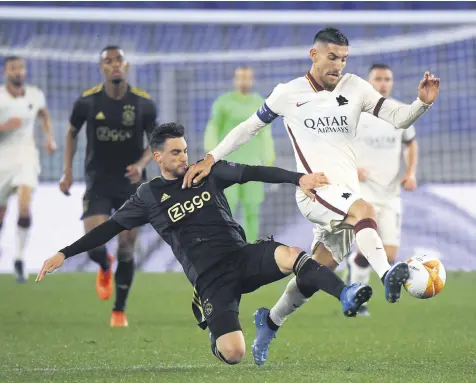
[211,161,329,201]
[125,100,158,183]
[361,72,440,129]
[36,184,150,282]
[37,90,56,153]
[401,126,419,191]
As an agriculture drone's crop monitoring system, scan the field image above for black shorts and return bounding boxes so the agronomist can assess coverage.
[81,180,141,220]
[195,240,287,339]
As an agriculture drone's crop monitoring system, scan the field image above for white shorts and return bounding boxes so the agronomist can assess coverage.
[371,199,402,247]
[296,185,360,264]
[0,159,40,205]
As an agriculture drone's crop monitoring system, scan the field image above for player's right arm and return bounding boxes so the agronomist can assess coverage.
[59,97,89,195]
[360,72,440,130]
[36,185,150,282]
[0,117,22,131]
[183,84,286,188]
[211,161,329,201]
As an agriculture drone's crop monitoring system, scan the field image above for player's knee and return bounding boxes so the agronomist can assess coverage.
[88,246,107,260]
[218,343,245,364]
[17,216,31,229]
[117,243,134,262]
[349,199,376,223]
[276,246,302,273]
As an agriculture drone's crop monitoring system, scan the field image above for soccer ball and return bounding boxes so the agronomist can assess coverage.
[404,255,446,299]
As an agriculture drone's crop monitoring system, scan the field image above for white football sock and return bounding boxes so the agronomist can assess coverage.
[269,277,310,327]
[355,227,390,279]
[16,226,29,261]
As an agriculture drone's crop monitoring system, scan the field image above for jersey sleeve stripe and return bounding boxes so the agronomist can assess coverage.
[286,124,346,217]
[373,97,386,117]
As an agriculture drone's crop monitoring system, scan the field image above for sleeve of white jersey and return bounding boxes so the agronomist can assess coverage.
[358,76,431,130]
[402,125,416,143]
[208,84,287,162]
[36,88,47,109]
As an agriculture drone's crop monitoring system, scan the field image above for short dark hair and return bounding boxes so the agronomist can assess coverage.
[369,63,392,73]
[313,27,349,46]
[100,45,124,58]
[4,56,23,65]
[150,122,185,151]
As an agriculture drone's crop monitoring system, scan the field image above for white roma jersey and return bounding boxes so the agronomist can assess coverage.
[260,72,393,193]
[355,108,416,203]
[0,85,46,166]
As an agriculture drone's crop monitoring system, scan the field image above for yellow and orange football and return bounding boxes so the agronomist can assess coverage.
[404,255,446,299]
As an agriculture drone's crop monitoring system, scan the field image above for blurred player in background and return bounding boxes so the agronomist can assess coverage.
[59,46,157,327]
[347,63,419,316]
[204,66,275,243]
[0,56,56,283]
[184,27,439,365]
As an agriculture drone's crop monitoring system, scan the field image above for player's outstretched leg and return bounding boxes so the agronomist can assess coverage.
[111,230,137,327]
[346,200,409,303]
[252,247,372,366]
[209,312,245,365]
[15,186,34,283]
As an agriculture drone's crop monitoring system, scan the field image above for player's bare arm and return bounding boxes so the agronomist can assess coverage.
[367,72,440,130]
[0,117,22,131]
[59,125,79,196]
[125,147,153,184]
[38,107,56,153]
[401,139,419,191]
[235,165,329,200]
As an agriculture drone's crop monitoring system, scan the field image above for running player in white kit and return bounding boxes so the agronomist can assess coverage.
[0,56,56,282]
[183,28,439,365]
[347,63,419,316]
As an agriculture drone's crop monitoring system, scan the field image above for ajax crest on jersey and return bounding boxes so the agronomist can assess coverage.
[404,255,446,299]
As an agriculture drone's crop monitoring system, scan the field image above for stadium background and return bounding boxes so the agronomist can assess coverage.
[0,1,475,273]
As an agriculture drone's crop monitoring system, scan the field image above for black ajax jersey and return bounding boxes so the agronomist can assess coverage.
[69,84,157,184]
[112,161,249,285]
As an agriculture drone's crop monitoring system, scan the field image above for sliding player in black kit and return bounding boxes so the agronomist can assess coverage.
[40,123,372,365]
[59,46,157,327]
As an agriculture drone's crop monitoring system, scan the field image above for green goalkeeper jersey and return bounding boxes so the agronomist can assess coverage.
[204,91,275,166]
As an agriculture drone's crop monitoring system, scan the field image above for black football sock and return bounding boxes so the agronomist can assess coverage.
[294,252,345,300]
[88,247,110,272]
[113,259,134,312]
[266,313,280,331]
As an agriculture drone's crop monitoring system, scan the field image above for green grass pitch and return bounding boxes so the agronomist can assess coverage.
[1,272,475,383]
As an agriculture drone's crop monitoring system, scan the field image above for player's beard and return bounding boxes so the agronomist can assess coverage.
[10,77,24,88]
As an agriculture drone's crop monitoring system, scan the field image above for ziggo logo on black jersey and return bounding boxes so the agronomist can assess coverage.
[168,191,211,223]
[96,126,133,142]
